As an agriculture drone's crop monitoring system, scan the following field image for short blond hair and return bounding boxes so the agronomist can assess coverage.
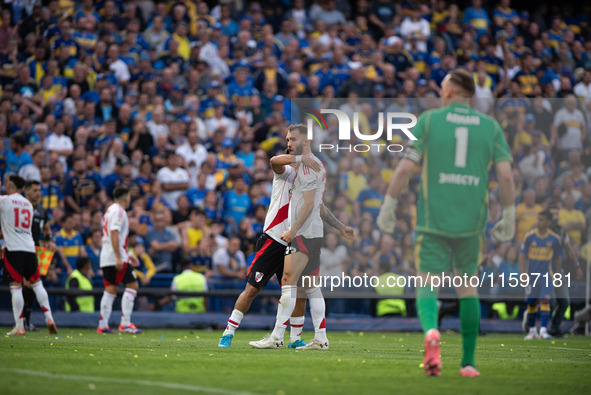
[287,123,306,135]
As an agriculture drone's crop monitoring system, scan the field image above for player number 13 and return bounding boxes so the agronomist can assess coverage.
[14,208,31,228]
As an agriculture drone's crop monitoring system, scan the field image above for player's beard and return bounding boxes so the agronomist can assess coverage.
[292,144,304,155]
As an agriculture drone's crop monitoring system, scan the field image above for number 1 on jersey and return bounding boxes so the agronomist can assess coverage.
[454,127,469,168]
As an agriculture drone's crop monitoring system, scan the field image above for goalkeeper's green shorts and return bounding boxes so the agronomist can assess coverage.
[414,232,484,276]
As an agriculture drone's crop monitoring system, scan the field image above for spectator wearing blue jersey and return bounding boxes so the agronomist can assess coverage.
[372,234,404,275]
[78,101,101,130]
[55,213,86,281]
[84,228,102,274]
[269,95,291,123]
[203,190,223,224]
[428,37,446,68]
[480,44,504,84]
[96,87,118,124]
[463,0,491,37]
[355,176,385,222]
[251,204,267,236]
[72,17,98,55]
[104,157,143,201]
[26,45,47,87]
[222,177,251,232]
[408,40,429,76]
[84,152,104,191]
[330,47,351,86]
[39,165,63,221]
[187,172,211,209]
[315,54,336,92]
[429,53,456,94]
[94,119,117,158]
[236,139,255,170]
[219,4,239,37]
[493,0,520,33]
[157,39,186,72]
[227,64,254,106]
[75,0,101,25]
[216,139,240,170]
[6,134,32,175]
[51,19,79,59]
[64,156,102,213]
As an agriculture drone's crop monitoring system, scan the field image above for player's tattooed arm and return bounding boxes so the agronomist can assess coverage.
[321,203,355,239]
[320,203,343,230]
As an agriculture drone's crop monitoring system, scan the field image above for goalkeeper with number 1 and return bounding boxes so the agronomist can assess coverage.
[377,69,516,377]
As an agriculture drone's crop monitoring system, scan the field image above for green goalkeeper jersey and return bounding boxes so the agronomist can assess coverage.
[405,103,513,238]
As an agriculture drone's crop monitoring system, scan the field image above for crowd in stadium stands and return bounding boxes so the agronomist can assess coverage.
[0,0,590,315]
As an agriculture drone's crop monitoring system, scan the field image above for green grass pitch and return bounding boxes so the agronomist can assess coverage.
[1,328,590,394]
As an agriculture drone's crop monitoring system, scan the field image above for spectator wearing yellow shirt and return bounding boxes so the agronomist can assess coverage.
[132,242,156,286]
[559,194,586,245]
[431,0,450,31]
[164,22,191,61]
[515,189,543,241]
[39,75,64,104]
[513,114,550,151]
[381,156,400,185]
[181,208,209,258]
[339,157,368,212]
[59,0,75,16]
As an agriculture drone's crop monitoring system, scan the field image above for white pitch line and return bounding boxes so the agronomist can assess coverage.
[548,347,590,351]
[0,368,265,395]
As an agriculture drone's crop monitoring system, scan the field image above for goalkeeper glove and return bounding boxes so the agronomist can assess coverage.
[377,195,398,234]
[491,205,516,242]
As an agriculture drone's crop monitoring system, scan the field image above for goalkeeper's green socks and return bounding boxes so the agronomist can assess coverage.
[459,297,480,368]
[417,286,439,333]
